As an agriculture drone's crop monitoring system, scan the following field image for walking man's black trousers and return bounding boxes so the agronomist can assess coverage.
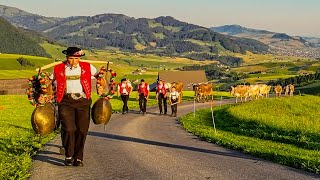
[139,93,147,113]
[58,95,92,161]
[121,94,129,113]
[158,93,167,114]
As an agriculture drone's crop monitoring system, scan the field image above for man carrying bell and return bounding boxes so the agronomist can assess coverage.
[51,47,99,167]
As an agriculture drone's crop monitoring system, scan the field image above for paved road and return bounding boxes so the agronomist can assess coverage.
[30,100,320,180]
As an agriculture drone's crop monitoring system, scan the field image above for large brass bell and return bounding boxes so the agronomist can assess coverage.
[91,98,112,125]
[31,103,56,135]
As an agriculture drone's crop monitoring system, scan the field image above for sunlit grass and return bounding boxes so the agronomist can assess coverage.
[181,95,320,174]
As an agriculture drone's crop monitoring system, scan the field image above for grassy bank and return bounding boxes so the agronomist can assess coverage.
[0,91,231,179]
[180,95,320,174]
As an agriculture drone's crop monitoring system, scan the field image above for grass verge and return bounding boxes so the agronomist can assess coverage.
[180,95,320,174]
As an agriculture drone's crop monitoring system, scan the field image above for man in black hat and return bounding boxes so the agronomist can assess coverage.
[51,47,99,167]
[117,78,132,114]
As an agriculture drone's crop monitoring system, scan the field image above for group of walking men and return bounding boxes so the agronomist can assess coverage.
[117,78,180,117]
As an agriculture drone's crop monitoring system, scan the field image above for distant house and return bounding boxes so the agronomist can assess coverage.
[150,70,208,91]
[131,69,142,75]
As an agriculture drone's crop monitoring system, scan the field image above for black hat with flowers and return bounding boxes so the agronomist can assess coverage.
[62,47,85,57]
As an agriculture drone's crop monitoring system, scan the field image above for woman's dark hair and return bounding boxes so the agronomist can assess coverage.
[141,79,145,82]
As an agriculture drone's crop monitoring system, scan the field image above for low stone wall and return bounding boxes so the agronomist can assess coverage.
[0,79,97,95]
[0,79,28,95]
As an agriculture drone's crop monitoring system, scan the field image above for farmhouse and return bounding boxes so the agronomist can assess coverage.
[150,70,208,91]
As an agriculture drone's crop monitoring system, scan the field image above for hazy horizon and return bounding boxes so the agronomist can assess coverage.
[0,0,319,37]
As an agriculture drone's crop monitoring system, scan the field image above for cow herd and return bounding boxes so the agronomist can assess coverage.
[230,84,295,103]
[161,81,295,104]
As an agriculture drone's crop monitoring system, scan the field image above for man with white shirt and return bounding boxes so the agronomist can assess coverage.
[51,47,98,167]
[156,79,168,115]
[137,79,149,115]
[117,78,132,114]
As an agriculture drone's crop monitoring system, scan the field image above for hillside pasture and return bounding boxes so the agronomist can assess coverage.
[181,95,320,174]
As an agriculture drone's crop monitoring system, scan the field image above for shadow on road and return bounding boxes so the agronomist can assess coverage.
[33,153,65,166]
[87,131,257,161]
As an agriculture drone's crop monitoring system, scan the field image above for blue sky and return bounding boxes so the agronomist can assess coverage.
[0,0,319,36]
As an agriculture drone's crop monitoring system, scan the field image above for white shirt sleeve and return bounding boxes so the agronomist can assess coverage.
[147,85,150,91]
[49,71,55,80]
[90,64,98,79]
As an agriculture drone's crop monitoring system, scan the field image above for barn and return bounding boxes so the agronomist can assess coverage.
[150,70,208,91]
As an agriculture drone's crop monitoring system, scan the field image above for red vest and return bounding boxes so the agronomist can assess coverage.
[138,83,149,96]
[54,61,92,103]
[157,83,167,95]
[118,83,131,95]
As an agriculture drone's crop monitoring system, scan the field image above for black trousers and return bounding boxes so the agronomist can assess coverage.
[171,99,178,114]
[158,93,167,114]
[121,94,129,113]
[58,95,92,160]
[139,94,147,113]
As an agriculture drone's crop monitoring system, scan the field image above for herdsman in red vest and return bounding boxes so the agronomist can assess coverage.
[117,78,132,114]
[136,79,149,115]
[51,47,99,167]
[156,79,169,115]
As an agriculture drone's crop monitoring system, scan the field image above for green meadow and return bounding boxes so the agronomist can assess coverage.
[181,95,320,174]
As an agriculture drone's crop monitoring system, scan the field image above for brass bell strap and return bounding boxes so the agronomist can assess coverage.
[66,75,81,80]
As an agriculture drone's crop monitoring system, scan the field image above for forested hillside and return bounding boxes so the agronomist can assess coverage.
[0,5,269,60]
[0,17,50,57]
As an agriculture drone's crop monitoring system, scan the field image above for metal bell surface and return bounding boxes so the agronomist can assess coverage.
[91,98,112,125]
[31,103,56,135]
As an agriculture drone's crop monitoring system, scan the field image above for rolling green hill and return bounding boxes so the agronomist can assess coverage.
[0,5,269,62]
[0,4,62,31]
[0,17,50,57]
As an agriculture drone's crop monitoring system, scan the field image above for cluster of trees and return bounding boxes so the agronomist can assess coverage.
[184,53,243,67]
[0,17,50,57]
[268,71,320,87]
[16,57,35,67]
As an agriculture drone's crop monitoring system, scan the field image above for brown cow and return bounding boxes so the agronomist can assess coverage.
[193,84,200,101]
[289,84,294,97]
[274,85,282,97]
[230,85,249,103]
[247,85,260,100]
[170,82,183,102]
[194,83,213,102]
[284,85,290,96]
[259,84,271,98]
